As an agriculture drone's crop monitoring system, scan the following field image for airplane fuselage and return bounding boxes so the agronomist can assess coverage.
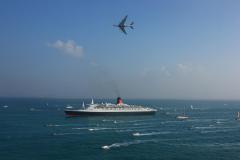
[113,24,132,28]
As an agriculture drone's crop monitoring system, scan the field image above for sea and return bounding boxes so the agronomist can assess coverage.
[1,98,240,160]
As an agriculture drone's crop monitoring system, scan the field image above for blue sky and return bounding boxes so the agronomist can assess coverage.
[0,0,240,99]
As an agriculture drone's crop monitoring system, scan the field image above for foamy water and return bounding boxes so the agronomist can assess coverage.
[102,139,158,150]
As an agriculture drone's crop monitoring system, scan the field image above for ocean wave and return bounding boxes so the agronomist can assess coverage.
[193,126,217,130]
[92,125,156,132]
[127,119,158,123]
[101,139,158,150]
[215,121,225,124]
[103,119,159,124]
[200,129,237,134]
[177,142,240,148]
[30,108,42,111]
[102,119,119,122]
[52,132,83,136]
[193,125,238,131]
[116,125,157,133]
[186,118,229,123]
[46,124,63,127]
[102,119,114,122]
[102,119,126,124]
[133,122,158,126]
[72,127,92,130]
[72,125,156,133]
[47,123,88,127]
[161,120,186,124]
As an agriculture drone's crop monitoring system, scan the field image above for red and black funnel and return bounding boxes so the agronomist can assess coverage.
[117,97,123,105]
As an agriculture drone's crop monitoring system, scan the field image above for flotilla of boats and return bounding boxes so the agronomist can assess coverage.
[64,100,240,121]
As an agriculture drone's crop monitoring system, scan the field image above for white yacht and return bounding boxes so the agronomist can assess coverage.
[64,97,157,116]
[176,106,189,120]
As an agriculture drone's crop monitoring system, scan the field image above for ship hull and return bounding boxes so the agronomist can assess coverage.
[64,110,156,116]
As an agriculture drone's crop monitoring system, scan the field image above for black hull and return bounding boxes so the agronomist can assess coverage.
[64,110,156,116]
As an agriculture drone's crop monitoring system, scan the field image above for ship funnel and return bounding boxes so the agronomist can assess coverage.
[117,97,123,105]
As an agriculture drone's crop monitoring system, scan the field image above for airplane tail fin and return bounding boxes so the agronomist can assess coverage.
[130,21,134,29]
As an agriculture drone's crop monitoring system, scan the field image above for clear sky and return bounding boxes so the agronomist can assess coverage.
[0,0,240,99]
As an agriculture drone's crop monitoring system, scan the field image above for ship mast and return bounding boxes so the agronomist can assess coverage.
[91,98,94,105]
[82,101,85,109]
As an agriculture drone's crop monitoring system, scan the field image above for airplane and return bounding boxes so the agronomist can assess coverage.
[113,15,134,35]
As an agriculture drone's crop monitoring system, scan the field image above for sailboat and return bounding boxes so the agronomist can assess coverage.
[176,106,189,120]
[190,105,194,110]
[236,112,240,120]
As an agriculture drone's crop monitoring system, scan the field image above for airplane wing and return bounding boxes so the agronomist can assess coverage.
[119,26,127,35]
[119,15,128,26]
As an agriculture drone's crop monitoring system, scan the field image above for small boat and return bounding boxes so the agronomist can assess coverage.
[190,105,194,110]
[236,112,240,120]
[2,105,8,108]
[176,106,189,120]
[102,145,110,150]
[176,115,189,120]
[133,132,140,136]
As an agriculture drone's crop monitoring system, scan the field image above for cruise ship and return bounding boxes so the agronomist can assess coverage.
[64,97,157,116]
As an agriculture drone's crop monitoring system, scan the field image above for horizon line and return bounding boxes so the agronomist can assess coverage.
[0,96,240,101]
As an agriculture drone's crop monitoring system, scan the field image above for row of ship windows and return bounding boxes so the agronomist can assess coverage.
[95,107,144,110]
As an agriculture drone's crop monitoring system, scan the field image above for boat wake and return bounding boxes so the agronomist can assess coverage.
[132,131,173,136]
[46,124,63,127]
[72,127,92,130]
[72,125,156,132]
[116,125,157,133]
[53,132,83,136]
[88,127,114,131]
[101,139,158,150]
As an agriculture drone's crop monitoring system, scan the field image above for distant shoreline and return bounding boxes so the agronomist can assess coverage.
[0,97,240,101]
